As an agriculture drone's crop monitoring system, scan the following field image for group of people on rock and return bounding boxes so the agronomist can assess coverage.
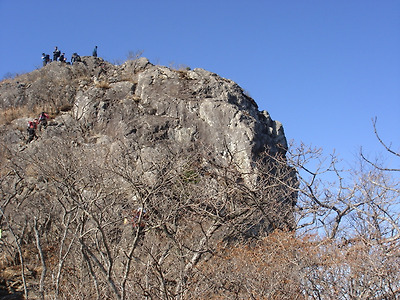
[26,112,49,144]
[41,46,66,65]
[41,46,98,66]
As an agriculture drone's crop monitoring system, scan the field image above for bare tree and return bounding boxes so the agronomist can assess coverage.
[1,116,399,299]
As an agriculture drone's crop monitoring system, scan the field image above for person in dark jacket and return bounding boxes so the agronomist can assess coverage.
[42,53,50,66]
[92,46,98,57]
[27,121,38,143]
[59,53,66,63]
[53,46,61,61]
[71,53,81,65]
[42,53,47,66]
[38,111,49,130]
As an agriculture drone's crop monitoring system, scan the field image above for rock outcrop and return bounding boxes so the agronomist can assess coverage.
[1,57,287,176]
[0,57,296,299]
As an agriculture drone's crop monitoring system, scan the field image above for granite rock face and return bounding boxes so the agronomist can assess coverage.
[0,57,296,297]
[1,57,287,176]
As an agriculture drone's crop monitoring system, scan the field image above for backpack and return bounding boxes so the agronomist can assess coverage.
[28,121,35,129]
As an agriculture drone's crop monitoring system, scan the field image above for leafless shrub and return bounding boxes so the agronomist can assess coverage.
[126,50,144,61]
[0,116,399,299]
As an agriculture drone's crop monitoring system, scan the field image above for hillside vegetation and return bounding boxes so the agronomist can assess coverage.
[0,57,399,299]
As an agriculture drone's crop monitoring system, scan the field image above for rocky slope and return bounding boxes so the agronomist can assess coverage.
[0,57,296,299]
[1,56,287,173]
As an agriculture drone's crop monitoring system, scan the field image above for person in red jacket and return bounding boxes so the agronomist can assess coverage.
[27,120,38,143]
[131,207,148,229]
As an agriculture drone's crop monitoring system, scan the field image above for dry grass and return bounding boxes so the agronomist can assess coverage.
[131,95,141,103]
[95,80,111,89]
[119,76,137,83]
[172,65,192,80]
[0,78,14,85]
[1,72,24,83]
[0,107,23,125]
[0,105,55,125]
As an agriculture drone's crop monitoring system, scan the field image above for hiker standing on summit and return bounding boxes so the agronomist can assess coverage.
[59,53,66,63]
[92,46,98,58]
[53,46,61,62]
[42,53,50,66]
[41,53,47,66]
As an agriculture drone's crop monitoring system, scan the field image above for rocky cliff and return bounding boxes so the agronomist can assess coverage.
[0,57,296,299]
[1,57,287,173]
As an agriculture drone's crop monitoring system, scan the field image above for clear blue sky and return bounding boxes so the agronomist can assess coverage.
[1,0,399,166]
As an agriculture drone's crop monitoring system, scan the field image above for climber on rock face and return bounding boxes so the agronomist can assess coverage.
[26,120,38,143]
[38,111,49,130]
